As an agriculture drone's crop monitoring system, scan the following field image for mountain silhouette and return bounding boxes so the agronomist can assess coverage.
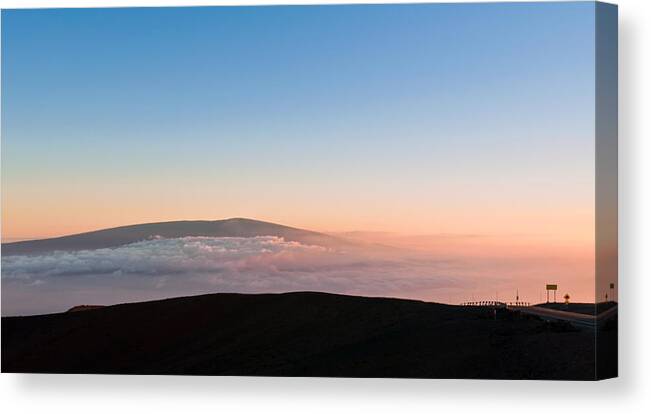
[2,218,350,255]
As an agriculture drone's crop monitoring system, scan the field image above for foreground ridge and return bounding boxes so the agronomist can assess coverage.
[1,291,615,379]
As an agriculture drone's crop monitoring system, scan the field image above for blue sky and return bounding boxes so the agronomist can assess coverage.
[2,3,596,238]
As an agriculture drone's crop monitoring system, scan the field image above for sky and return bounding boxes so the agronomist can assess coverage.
[2,3,595,238]
[1,3,605,310]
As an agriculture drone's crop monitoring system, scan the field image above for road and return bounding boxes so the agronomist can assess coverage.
[510,304,618,330]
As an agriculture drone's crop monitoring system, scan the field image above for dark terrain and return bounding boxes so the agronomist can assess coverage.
[1,292,613,379]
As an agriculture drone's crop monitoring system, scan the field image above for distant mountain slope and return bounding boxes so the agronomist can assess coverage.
[2,218,349,255]
[1,291,605,379]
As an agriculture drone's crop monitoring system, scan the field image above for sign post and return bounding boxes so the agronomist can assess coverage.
[546,284,558,303]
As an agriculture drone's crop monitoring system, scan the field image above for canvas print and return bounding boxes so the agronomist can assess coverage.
[1,2,618,380]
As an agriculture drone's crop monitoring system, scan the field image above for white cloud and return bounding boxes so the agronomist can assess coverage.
[2,236,328,278]
[2,236,467,314]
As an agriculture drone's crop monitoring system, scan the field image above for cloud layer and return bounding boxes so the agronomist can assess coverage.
[2,236,463,315]
[2,236,329,278]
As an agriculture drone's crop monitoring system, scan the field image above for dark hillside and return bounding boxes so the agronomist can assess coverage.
[1,292,604,379]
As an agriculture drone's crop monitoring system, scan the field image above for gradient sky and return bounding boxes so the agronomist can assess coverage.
[2,3,595,243]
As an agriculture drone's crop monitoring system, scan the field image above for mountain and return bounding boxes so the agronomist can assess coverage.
[1,218,350,255]
[1,291,608,379]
